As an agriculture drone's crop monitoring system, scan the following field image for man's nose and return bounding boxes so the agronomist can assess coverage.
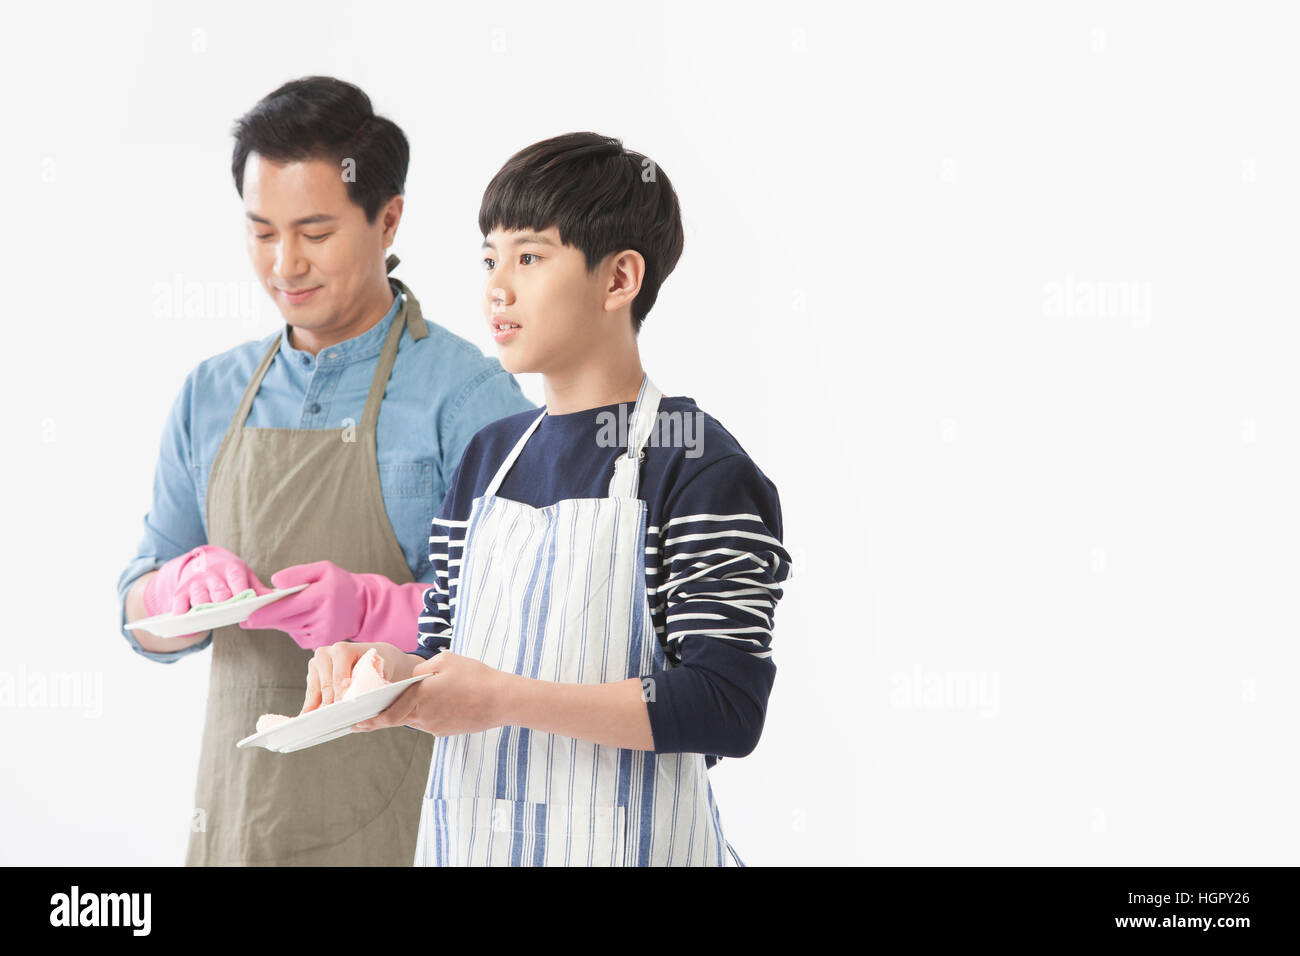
[272,238,308,280]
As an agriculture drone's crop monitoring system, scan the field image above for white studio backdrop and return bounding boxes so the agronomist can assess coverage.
[2,1,1297,865]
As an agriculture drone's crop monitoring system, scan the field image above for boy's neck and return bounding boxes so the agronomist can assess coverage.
[543,342,645,416]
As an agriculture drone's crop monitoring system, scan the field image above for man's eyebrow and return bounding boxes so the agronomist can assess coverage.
[245,212,339,227]
[481,232,556,250]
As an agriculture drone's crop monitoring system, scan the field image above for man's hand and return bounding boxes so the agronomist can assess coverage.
[143,545,268,622]
[241,561,428,652]
[352,651,510,736]
[241,560,363,650]
[300,642,417,714]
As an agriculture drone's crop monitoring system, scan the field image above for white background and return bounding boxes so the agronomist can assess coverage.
[2,1,1297,865]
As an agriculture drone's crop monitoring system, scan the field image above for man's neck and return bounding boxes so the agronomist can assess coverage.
[289,282,395,355]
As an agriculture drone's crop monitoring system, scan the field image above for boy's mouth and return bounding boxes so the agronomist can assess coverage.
[490,317,521,343]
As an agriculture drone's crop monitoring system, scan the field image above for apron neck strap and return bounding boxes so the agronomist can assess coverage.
[483,410,547,498]
[607,375,661,499]
[360,283,415,431]
[386,255,429,343]
[231,262,421,432]
[480,374,662,501]
[232,335,284,430]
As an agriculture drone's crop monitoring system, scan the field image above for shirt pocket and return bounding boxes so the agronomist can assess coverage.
[378,461,437,578]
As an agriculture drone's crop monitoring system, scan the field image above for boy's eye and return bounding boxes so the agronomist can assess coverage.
[482,257,496,271]
[520,253,539,265]
[255,234,273,240]
[305,233,330,242]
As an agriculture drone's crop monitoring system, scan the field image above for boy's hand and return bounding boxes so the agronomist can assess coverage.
[301,642,415,714]
[352,651,510,736]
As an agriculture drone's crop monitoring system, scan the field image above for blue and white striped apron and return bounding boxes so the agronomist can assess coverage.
[414,375,743,866]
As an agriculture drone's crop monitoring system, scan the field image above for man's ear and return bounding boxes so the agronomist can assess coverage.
[603,249,645,314]
[380,195,404,250]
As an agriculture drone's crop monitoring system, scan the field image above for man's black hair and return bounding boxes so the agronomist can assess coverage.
[231,76,409,224]
[479,132,684,332]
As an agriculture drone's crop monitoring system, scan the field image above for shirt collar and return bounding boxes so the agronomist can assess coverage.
[279,283,405,367]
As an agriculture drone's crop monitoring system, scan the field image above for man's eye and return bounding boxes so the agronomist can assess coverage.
[482,257,496,270]
[255,233,273,240]
[520,253,539,265]
[305,233,330,241]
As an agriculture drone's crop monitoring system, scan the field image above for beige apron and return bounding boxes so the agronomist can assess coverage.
[187,255,435,866]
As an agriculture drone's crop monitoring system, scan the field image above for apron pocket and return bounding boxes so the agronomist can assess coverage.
[424,796,628,867]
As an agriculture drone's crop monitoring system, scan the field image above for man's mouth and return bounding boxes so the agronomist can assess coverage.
[279,285,322,304]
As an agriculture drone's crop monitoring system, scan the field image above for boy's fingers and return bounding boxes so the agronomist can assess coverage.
[334,653,354,698]
[301,661,322,715]
[314,648,337,706]
[329,644,366,699]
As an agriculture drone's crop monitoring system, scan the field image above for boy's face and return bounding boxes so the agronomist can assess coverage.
[482,226,612,376]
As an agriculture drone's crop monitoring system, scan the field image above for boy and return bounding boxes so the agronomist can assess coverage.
[302,132,792,866]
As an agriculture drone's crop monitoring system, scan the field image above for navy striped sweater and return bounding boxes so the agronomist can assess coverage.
[414,395,791,767]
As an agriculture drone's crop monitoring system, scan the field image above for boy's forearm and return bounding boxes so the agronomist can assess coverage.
[495,673,655,751]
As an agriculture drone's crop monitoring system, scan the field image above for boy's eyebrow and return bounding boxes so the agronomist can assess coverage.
[481,232,556,250]
[246,212,339,227]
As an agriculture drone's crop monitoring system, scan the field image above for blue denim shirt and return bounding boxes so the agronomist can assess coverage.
[117,283,535,663]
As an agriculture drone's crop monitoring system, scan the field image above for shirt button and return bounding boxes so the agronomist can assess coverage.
[300,355,310,365]
[310,403,321,414]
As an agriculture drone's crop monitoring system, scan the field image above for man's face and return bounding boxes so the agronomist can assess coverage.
[243,153,392,332]
[481,226,610,375]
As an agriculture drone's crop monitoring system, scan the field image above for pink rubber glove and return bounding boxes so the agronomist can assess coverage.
[239,560,427,652]
[143,545,268,619]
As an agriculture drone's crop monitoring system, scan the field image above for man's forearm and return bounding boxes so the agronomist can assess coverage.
[495,674,655,751]
[357,577,429,652]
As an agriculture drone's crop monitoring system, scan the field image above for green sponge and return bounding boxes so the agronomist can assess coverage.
[189,588,258,612]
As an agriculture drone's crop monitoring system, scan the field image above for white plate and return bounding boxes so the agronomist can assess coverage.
[125,584,310,638]
[236,673,431,754]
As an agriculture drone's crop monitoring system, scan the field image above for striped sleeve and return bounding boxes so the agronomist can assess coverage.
[413,514,466,659]
[414,496,471,659]
[654,456,791,665]
[643,453,791,760]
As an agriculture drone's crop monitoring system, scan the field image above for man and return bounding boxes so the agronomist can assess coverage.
[116,76,534,866]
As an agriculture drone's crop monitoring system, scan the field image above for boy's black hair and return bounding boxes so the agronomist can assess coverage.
[479,132,684,332]
[230,76,409,225]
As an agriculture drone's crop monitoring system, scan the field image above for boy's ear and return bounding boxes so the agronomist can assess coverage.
[602,249,645,314]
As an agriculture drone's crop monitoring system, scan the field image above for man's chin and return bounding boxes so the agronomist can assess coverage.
[282,310,331,330]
